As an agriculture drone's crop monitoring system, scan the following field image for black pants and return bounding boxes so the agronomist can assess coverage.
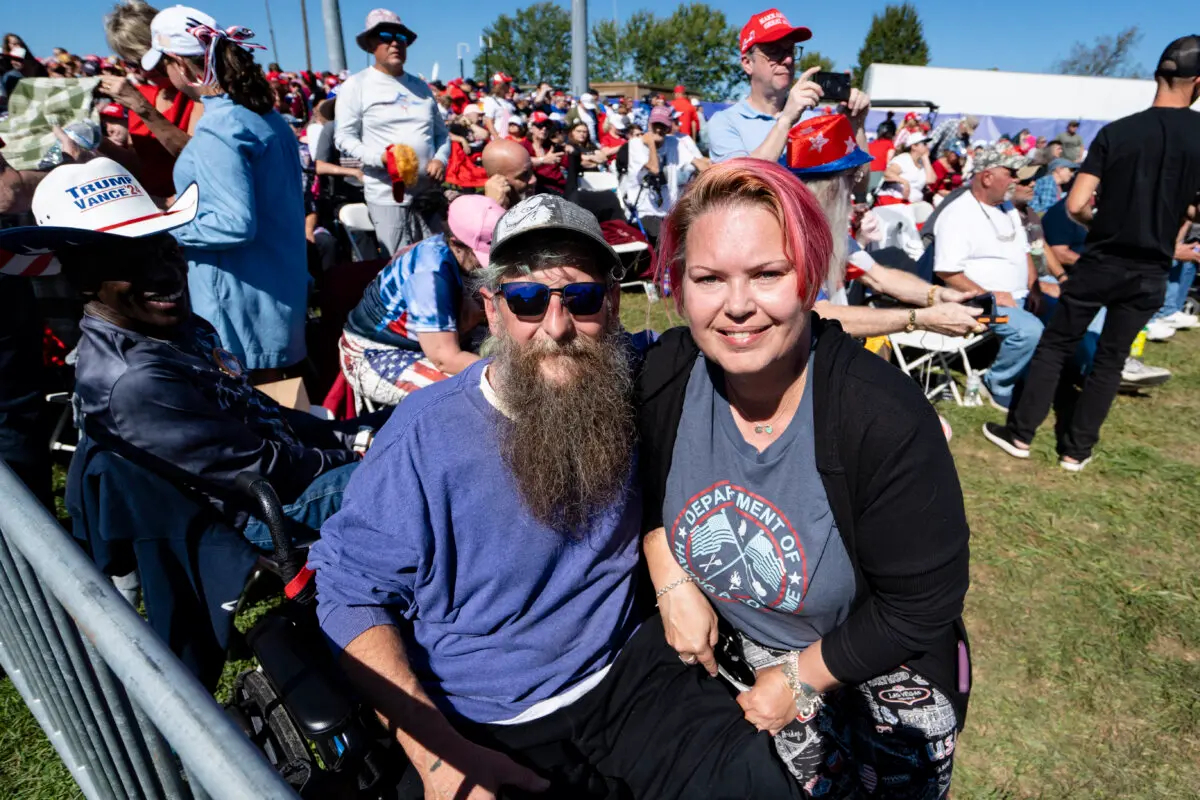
[397,616,802,800]
[1007,257,1167,460]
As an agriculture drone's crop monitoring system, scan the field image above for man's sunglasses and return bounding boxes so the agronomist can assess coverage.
[497,281,607,317]
[376,31,408,45]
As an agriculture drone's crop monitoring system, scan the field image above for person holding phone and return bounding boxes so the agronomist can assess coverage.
[708,9,870,164]
[638,159,970,798]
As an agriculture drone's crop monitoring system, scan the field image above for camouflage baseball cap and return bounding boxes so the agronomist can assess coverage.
[490,194,622,277]
[973,145,1031,174]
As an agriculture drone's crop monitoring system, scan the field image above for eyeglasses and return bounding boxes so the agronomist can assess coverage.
[376,31,408,45]
[497,281,607,317]
[753,42,797,64]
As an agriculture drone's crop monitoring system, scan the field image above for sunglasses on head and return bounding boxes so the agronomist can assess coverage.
[497,281,607,317]
[376,31,408,44]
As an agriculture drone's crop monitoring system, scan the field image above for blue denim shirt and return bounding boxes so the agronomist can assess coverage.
[171,96,308,370]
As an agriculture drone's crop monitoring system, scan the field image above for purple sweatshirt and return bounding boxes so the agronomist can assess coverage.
[307,359,642,724]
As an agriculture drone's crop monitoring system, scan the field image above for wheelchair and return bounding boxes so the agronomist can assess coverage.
[67,436,407,798]
[224,474,409,798]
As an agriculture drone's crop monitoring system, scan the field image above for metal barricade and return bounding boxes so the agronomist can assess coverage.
[0,462,297,799]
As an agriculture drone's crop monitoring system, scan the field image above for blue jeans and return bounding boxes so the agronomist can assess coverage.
[1153,260,1196,319]
[242,462,359,550]
[984,306,1044,401]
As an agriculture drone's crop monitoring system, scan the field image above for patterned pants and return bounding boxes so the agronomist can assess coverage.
[338,330,449,409]
[740,636,957,799]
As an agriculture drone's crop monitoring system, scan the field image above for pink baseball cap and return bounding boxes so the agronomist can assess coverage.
[447,195,506,268]
[649,106,674,128]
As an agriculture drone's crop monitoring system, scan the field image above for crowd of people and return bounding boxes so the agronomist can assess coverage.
[2,1,1199,797]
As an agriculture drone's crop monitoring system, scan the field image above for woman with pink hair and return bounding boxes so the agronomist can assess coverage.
[635,158,971,797]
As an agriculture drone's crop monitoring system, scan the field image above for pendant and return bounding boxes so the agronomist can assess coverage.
[754,424,773,435]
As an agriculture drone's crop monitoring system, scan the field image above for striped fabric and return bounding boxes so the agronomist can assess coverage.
[339,329,449,408]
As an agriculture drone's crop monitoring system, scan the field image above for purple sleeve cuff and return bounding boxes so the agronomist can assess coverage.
[317,602,402,652]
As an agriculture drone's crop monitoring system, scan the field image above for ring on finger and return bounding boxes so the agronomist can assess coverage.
[679,654,698,665]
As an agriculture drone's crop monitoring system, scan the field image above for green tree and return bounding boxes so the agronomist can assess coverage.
[475,2,572,85]
[1054,26,1143,78]
[622,4,740,99]
[852,3,930,87]
[799,51,835,73]
[589,18,630,83]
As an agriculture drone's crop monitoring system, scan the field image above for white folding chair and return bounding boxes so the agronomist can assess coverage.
[337,203,377,262]
[887,329,993,406]
[579,171,619,193]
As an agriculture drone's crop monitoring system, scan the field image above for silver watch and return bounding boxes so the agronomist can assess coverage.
[781,652,824,719]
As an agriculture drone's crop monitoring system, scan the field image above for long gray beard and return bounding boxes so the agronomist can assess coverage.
[490,324,635,534]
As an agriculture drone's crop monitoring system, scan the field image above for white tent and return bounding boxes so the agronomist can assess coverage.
[861,64,1190,145]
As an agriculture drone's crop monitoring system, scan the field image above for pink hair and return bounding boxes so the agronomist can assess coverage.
[654,158,833,312]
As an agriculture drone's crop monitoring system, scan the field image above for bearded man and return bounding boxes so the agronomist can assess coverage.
[308,195,802,800]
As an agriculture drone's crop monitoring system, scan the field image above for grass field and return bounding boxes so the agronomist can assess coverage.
[1,292,1197,798]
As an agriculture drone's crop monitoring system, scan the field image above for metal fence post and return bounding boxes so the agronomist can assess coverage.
[0,462,297,799]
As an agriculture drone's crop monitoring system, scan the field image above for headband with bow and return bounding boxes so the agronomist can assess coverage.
[185,19,266,88]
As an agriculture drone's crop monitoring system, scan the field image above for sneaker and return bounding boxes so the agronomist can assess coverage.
[1160,311,1200,330]
[982,422,1030,459]
[1120,357,1172,388]
[1145,320,1176,341]
[1059,456,1092,473]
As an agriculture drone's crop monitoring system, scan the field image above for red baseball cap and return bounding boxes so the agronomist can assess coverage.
[99,102,128,119]
[674,84,686,93]
[492,71,513,84]
[529,110,550,125]
[739,8,812,54]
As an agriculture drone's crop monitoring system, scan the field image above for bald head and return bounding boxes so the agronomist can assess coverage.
[482,139,535,206]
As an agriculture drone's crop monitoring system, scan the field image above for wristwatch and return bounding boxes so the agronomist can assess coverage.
[782,652,824,720]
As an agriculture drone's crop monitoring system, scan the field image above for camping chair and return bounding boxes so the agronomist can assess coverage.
[337,203,378,262]
[887,329,993,406]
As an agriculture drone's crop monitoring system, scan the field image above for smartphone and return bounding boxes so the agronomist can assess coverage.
[713,618,756,687]
[813,71,852,103]
[972,292,1009,325]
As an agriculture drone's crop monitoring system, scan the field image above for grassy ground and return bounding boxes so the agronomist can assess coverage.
[1,292,1196,798]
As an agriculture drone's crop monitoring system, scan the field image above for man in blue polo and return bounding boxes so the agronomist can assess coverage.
[708,8,870,164]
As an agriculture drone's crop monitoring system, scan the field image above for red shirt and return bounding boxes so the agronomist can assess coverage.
[671,97,698,139]
[521,139,566,196]
[930,159,962,196]
[127,84,196,198]
[868,139,893,172]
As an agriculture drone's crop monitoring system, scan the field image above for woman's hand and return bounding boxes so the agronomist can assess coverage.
[917,303,986,336]
[657,580,719,676]
[98,74,143,110]
[736,664,797,736]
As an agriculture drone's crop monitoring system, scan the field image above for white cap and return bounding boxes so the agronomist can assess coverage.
[0,158,199,276]
[580,93,597,110]
[141,5,217,72]
[607,113,628,131]
[33,158,199,237]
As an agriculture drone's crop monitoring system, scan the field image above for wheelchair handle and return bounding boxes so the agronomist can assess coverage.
[235,473,293,564]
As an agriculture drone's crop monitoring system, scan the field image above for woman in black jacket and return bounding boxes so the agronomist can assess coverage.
[636,158,970,798]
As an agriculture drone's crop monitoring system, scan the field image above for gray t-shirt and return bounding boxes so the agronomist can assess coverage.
[662,347,856,652]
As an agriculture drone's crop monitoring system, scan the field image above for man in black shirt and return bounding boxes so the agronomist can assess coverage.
[985,35,1200,471]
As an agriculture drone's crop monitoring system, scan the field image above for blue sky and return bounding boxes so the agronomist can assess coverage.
[5,0,1172,89]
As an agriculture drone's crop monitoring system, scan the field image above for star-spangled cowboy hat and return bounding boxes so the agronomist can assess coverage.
[785,114,873,177]
[0,158,198,277]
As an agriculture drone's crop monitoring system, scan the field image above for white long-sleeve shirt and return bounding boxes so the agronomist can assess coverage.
[334,66,450,207]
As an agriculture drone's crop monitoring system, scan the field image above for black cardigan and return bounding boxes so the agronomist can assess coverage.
[635,316,972,727]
